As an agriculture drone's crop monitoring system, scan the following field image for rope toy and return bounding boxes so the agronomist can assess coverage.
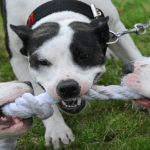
[1,84,143,120]
[81,84,142,101]
[0,83,144,150]
[2,93,56,120]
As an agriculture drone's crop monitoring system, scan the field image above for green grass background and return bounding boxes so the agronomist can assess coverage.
[1,0,150,149]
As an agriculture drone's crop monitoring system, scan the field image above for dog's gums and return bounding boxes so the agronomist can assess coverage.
[0,110,33,139]
[0,115,32,133]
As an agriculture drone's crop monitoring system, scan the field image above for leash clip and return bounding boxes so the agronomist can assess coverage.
[107,21,150,45]
[91,4,102,19]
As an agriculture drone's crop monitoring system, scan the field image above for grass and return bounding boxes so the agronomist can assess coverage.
[0,0,150,149]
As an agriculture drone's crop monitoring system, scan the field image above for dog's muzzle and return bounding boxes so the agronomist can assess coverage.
[57,79,86,115]
[57,73,101,115]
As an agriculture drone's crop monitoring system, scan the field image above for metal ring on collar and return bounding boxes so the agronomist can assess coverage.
[106,31,119,45]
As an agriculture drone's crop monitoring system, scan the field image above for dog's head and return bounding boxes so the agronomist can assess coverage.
[122,57,150,109]
[10,17,109,114]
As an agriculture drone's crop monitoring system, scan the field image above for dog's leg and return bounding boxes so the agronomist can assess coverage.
[87,0,142,62]
[43,105,75,149]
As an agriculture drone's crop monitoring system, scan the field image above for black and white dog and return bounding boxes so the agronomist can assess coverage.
[0,0,142,149]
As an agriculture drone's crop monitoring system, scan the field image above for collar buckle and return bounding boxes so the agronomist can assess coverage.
[91,4,102,19]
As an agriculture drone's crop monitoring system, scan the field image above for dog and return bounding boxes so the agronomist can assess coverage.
[0,81,33,149]
[122,57,150,109]
[0,0,143,149]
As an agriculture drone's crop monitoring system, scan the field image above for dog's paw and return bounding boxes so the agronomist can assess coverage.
[45,122,74,149]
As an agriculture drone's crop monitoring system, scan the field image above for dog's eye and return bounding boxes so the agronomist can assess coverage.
[79,54,90,61]
[39,60,50,66]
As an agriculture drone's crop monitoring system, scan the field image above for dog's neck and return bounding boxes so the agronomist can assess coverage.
[28,0,99,29]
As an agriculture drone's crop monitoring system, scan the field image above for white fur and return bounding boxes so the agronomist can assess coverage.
[123,57,150,98]
[4,0,142,149]
[30,19,105,100]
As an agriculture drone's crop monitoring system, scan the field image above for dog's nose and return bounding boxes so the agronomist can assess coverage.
[122,61,134,76]
[56,79,81,99]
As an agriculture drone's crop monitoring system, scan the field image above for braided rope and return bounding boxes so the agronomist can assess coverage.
[81,85,142,101]
[2,93,56,120]
[1,85,143,120]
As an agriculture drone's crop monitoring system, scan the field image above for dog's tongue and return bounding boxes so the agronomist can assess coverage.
[135,98,150,108]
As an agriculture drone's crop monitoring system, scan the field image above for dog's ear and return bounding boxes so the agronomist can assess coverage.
[90,16,109,55]
[10,25,32,56]
[90,16,109,42]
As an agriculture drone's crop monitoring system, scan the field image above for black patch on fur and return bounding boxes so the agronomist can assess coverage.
[37,82,45,91]
[29,53,51,71]
[122,61,134,76]
[10,25,33,56]
[69,17,109,69]
[29,22,59,55]
[23,81,33,89]
[10,22,59,57]
[141,64,147,67]
[30,54,42,70]
[0,0,13,59]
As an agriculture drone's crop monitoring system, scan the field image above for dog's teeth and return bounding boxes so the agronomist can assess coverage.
[62,101,67,106]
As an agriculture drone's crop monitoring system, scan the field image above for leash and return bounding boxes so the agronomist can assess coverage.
[107,21,150,45]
